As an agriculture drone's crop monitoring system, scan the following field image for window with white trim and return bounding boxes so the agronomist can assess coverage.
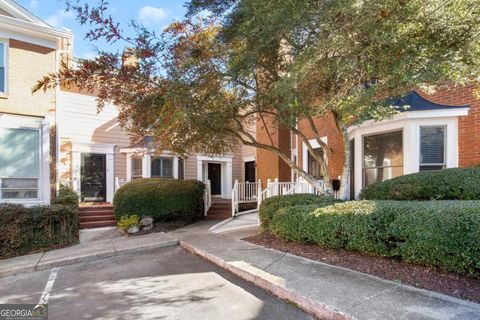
[363,130,403,187]
[307,148,324,180]
[0,41,6,93]
[131,156,143,179]
[151,157,173,178]
[420,126,446,171]
[0,127,40,199]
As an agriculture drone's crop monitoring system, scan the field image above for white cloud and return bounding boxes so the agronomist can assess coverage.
[29,0,39,10]
[46,9,74,28]
[137,6,168,26]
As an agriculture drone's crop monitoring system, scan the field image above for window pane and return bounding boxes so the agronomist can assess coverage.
[0,67,4,93]
[364,167,403,186]
[0,128,40,177]
[308,147,324,179]
[1,178,38,188]
[162,158,173,177]
[151,157,173,178]
[364,131,403,168]
[151,158,161,177]
[363,130,403,187]
[420,127,445,165]
[131,157,142,177]
[2,189,38,199]
[0,43,4,67]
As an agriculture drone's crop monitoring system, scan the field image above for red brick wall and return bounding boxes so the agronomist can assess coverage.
[256,115,291,187]
[297,113,345,180]
[418,84,480,167]
[256,85,480,182]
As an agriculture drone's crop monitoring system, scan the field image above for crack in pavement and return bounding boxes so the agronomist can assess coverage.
[344,286,397,312]
[262,252,287,271]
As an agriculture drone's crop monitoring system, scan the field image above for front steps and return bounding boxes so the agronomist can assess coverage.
[206,199,232,221]
[79,204,116,229]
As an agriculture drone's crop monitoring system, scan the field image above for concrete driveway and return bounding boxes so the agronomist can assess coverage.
[0,247,313,320]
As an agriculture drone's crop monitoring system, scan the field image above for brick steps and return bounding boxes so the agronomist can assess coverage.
[206,200,232,221]
[79,204,116,229]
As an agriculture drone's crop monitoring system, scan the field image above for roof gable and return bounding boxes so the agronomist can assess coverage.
[0,0,50,27]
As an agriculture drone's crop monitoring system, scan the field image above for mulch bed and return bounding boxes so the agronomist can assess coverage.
[244,232,480,303]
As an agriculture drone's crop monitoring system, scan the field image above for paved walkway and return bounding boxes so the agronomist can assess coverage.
[0,232,178,278]
[1,216,479,320]
[173,221,480,320]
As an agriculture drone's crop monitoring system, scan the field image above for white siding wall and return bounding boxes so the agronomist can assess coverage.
[57,90,130,191]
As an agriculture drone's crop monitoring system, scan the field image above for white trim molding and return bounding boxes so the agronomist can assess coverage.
[0,114,50,205]
[348,109,465,199]
[302,137,328,174]
[71,142,116,203]
[196,155,234,199]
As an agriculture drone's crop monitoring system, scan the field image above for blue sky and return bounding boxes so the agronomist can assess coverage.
[16,0,188,58]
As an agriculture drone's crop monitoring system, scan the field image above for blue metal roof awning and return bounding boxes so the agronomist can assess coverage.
[389,91,470,112]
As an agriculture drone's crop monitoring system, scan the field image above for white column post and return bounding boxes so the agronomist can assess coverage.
[126,153,132,181]
[356,131,365,198]
[257,179,262,207]
[173,157,179,179]
[143,154,151,178]
[225,161,233,199]
[197,159,203,181]
[274,178,279,196]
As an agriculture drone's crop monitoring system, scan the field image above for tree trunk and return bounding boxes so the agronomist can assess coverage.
[338,123,350,200]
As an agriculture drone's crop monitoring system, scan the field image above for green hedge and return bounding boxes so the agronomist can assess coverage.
[54,184,79,205]
[259,194,341,231]
[113,178,205,222]
[360,168,480,200]
[0,204,79,259]
[265,200,480,277]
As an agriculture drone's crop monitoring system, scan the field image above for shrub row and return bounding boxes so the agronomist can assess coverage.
[113,178,205,222]
[0,204,79,259]
[264,200,480,277]
[360,168,480,200]
[259,194,341,231]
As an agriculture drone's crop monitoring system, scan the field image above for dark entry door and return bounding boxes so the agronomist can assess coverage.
[208,163,222,195]
[245,161,256,182]
[81,153,106,202]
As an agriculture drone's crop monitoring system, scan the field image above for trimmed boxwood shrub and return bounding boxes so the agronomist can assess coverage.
[266,200,480,277]
[0,204,79,259]
[259,194,341,231]
[113,178,205,222]
[360,168,480,200]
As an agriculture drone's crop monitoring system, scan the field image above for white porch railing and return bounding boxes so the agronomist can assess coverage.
[232,177,326,217]
[204,180,211,216]
[115,177,128,191]
[231,180,260,216]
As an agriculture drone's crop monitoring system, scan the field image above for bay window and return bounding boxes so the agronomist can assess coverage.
[363,130,403,187]
[0,127,40,199]
[420,126,446,171]
[151,157,173,178]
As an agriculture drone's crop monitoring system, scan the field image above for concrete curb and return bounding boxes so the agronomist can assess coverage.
[0,239,179,278]
[180,240,353,320]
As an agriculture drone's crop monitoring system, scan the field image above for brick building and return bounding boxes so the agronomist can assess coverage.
[256,86,477,199]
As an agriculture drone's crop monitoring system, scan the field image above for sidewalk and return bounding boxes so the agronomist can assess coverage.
[0,232,178,278]
[174,222,480,320]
